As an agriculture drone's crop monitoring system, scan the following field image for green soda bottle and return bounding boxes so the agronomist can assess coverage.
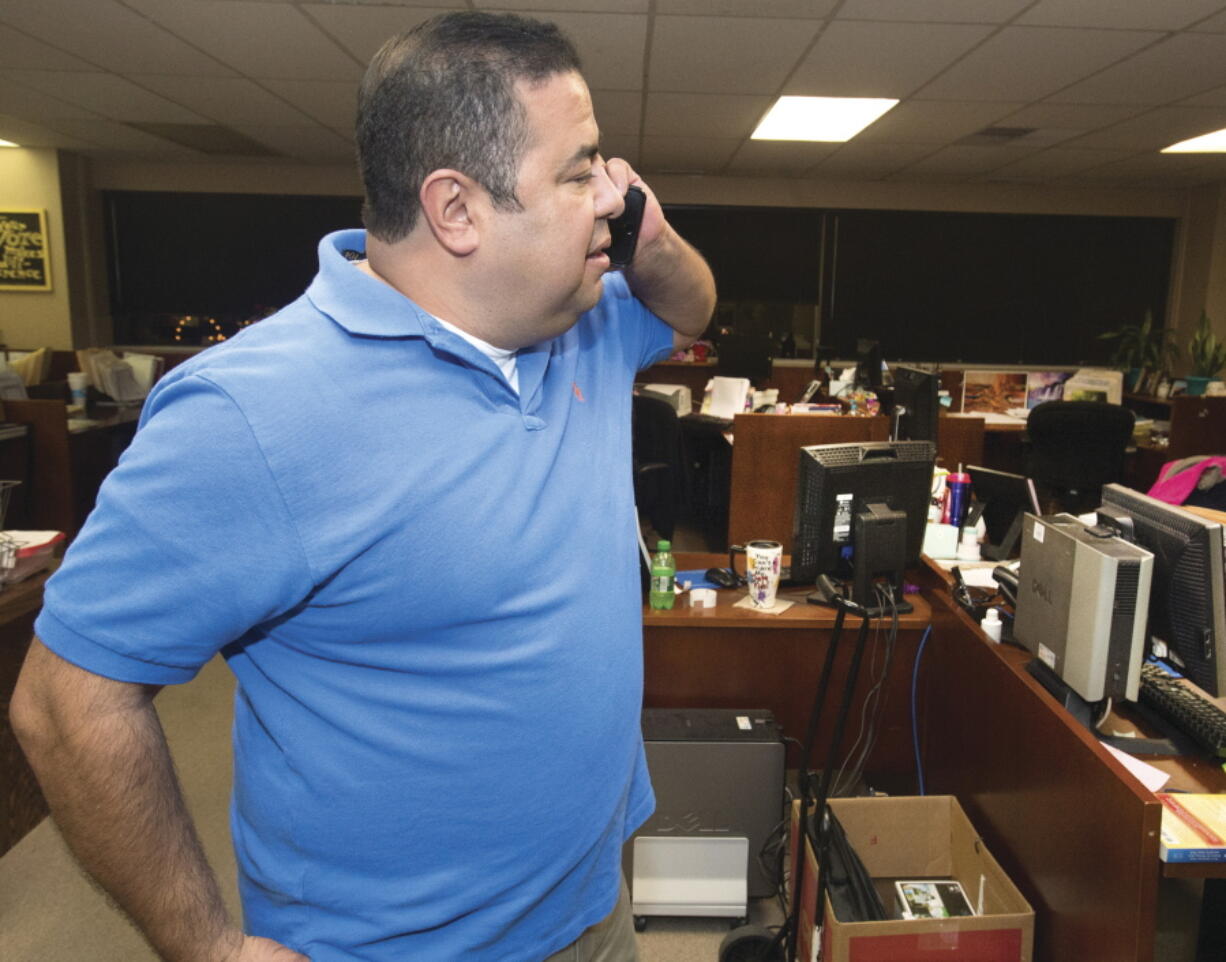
[649,539,676,610]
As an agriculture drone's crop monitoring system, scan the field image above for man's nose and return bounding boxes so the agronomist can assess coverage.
[593,164,624,221]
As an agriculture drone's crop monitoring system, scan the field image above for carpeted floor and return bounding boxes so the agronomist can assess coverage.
[0,655,783,962]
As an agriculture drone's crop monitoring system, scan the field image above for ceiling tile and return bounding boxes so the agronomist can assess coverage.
[132,75,316,126]
[0,113,96,150]
[262,79,359,129]
[0,78,102,121]
[1000,103,1146,129]
[657,0,834,16]
[477,0,649,11]
[301,5,456,64]
[640,136,741,173]
[915,26,1160,102]
[235,125,356,163]
[589,90,643,137]
[540,12,648,91]
[902,143,1035,174]
[1192,10,1226,31]
[983,148,1132,180]
[1065,106,1226,151]
[836,0,1030,23]
[0,0,234,75]
[726,139,839,173]
[649,15,822,95]
[644,92,772,138]
[1051,33,1226,105]
[39,116,200,154]
[787,20,993,98]
[812,142,936,177]
[1182,85,1226,107]
[1017,0,1226,31]
[124,0,363,81]
[0,23,95,71]
[1,71,209,124]
[854,100,1023,144]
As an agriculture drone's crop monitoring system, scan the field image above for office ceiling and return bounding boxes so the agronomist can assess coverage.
[5,0,1226,190]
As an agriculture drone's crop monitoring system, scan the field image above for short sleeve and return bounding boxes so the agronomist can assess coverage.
[600,272,675,371]
[35,374,315,685]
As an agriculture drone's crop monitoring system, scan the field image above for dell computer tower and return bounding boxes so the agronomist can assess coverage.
[1014,513,1153,703]
[623,709,785,923]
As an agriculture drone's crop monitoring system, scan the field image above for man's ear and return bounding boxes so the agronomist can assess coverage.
[418,170,480,256]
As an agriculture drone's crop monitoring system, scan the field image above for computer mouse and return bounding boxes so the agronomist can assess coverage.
[705,567,739,589]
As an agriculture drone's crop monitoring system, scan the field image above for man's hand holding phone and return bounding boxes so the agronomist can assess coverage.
[602,158,666,270]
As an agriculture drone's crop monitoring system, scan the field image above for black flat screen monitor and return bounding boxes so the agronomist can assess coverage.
[792,441,937,592]
[891,365,940,442]
[716,334,774,386]
[1097,483,1226,696]
[967,465,1042,561]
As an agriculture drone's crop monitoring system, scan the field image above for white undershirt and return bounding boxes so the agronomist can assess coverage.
[349,259,519,394]
[433,315,520,395]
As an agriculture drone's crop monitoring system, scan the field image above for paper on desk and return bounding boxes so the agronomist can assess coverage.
[1103,742,1170,793]
[704,376,751,419]
[733,595,794,615]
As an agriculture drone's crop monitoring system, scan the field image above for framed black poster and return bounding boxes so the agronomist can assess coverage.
[0,209,52,291]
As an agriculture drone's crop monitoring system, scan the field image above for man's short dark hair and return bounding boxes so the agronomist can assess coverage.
[356,11,582,243]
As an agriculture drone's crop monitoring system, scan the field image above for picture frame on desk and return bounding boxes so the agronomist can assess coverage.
[1169,378,1188,398]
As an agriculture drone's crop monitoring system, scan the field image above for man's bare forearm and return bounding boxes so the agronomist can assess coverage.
[11,640,240,962]
[625,223,716,343]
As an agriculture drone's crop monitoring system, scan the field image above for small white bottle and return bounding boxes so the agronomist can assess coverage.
[980,608,1003,643]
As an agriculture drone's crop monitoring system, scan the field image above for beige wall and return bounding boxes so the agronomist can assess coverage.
[0,149,74,350]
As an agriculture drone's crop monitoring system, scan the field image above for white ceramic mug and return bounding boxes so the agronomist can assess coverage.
[745,539,783,609]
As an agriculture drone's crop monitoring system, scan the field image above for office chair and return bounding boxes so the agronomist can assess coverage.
[632,394,687,541]
[1025,400,1135,515]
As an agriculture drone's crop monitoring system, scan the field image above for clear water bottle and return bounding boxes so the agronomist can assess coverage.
[649,539,676,610]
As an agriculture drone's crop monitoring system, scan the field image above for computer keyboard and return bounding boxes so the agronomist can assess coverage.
[1138,662,1226,758]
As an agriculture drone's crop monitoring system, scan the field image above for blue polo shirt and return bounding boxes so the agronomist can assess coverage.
[36,230,673,961]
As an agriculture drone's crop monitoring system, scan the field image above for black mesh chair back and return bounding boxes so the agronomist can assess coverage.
[1025,400,1135,514]
[632,394,687,541]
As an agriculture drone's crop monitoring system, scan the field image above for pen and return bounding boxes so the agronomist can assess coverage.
[1160,793,1224,846]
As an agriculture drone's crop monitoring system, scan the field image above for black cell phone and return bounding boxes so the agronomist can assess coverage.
[607,185,646,268]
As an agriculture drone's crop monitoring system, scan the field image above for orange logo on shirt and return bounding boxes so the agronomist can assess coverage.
[572,382,585,402]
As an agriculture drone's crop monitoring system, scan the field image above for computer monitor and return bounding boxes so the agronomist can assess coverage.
[967,465,1042,561]
[792,441,936,609]
[890,365,940,442]
[715,333,774,386]
[1097,484,1226,697]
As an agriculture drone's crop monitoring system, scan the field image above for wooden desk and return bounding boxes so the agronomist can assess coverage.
[914,561,1226,962]
[0,567,54,856]
[726,413,888,553]
[644,552,930,776]
[1,400,140,538]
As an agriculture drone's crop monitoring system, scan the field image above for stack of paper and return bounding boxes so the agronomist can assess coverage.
[701,376,751,418]
[76,348,148,404]
[0,530,65,585]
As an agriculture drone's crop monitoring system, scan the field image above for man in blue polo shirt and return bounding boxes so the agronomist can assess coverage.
[10,12,715,962]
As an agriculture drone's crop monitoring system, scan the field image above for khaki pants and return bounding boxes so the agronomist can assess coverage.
[541,877,638,962]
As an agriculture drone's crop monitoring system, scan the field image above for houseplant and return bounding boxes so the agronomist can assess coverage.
[1098,310,1178,393]
[1187,310,1226,396]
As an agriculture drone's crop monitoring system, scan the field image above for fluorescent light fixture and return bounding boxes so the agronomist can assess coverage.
[752,96,898,142]
[0,138,19,148]
[1162,128,1226,153]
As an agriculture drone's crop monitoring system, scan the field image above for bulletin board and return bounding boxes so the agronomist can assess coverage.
[0,209,52,291]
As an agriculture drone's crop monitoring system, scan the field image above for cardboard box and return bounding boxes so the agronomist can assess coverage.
[789,796,1033,961]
